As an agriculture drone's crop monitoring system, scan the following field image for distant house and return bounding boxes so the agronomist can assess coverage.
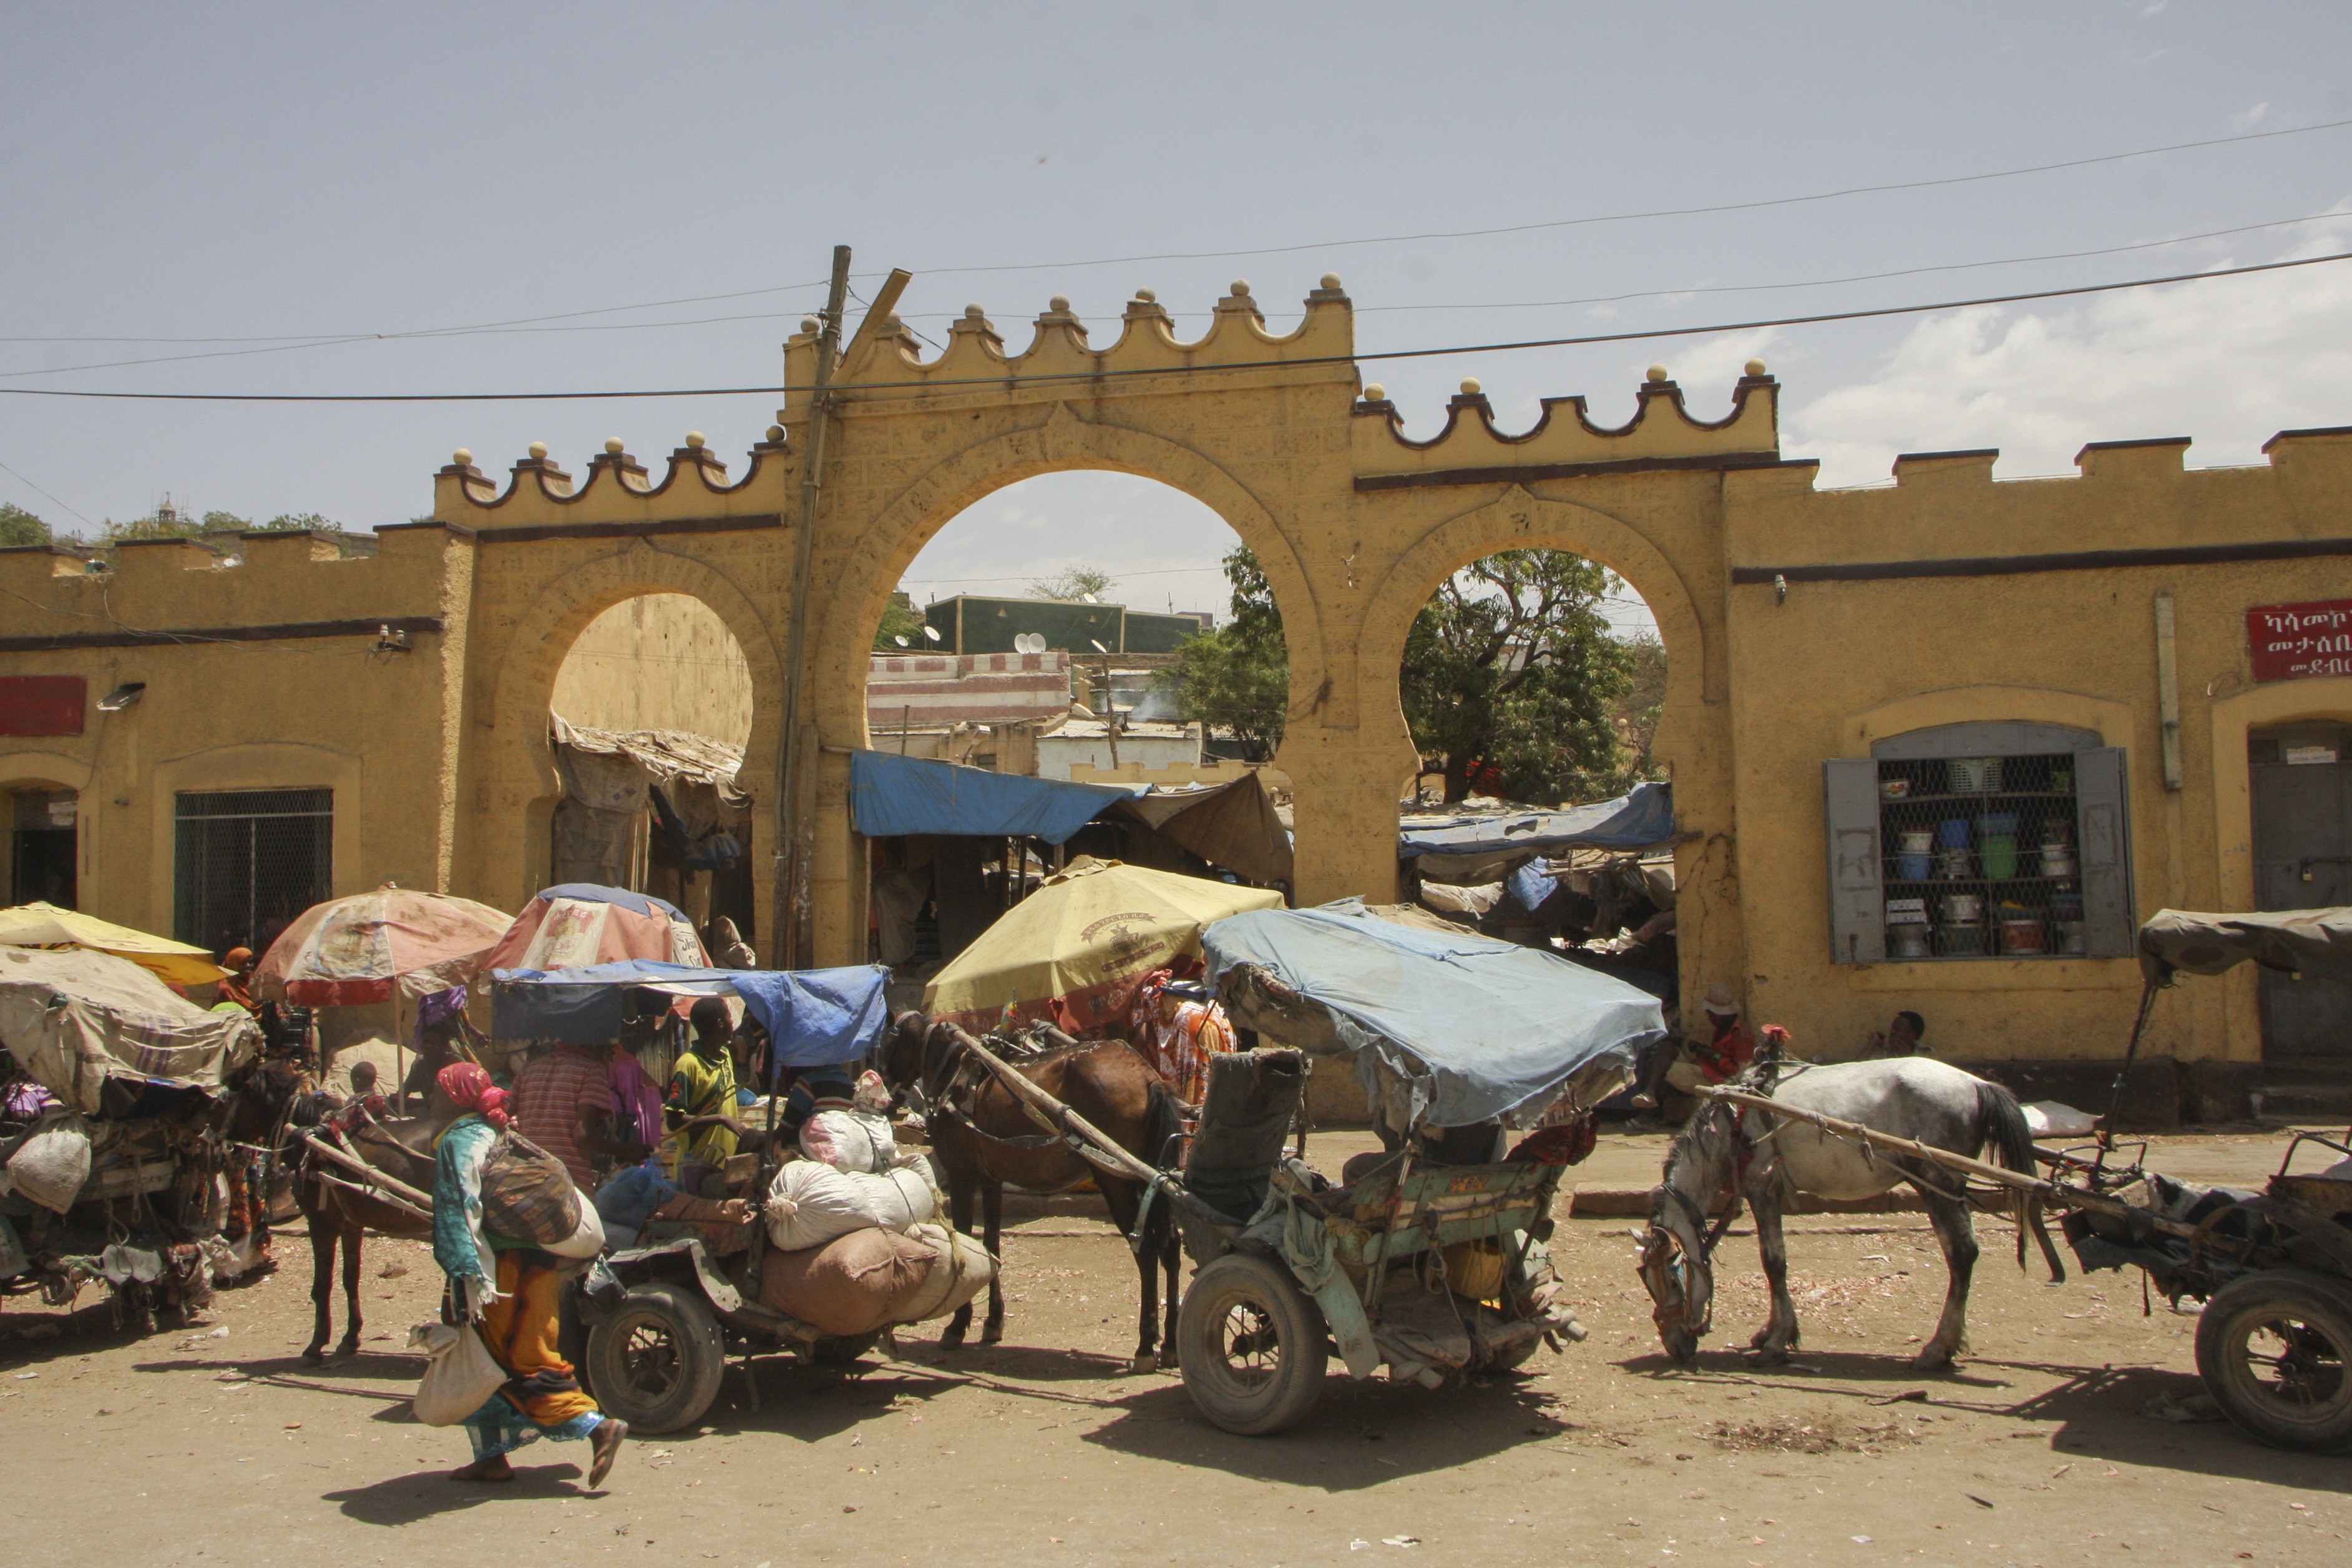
[922,593,1211,656]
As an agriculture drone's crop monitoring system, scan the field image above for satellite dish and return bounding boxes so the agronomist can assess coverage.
[893,635,909,647]
[1082,593,1099,604]
[1015,632,1046,654]
[920,624,942,642]
[1089,639,1108,654]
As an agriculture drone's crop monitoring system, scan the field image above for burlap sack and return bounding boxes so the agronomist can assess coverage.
[757,1226,934,1337]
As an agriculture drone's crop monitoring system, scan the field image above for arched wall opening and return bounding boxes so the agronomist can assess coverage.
[0,779,77,909]
[546,591,761,948]
[854,469,1291,976]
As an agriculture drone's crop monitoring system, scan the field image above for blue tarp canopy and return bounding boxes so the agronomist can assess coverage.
[1202,898,1664,1128]
[490,958,889,1068]
[1398,780,1676,860]
[849,749,1147,845]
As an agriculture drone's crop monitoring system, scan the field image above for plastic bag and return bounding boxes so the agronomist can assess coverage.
[5,1118,92,1214]
[799,1109,897,1175]
[765,1161,938,1252]
[408,1321,509,1427]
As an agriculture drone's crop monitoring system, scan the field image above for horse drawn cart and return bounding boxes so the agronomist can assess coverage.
[1685,904,2352,1453]
[944,899,1666,1434]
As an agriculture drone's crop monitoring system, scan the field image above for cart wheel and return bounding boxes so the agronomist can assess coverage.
[1177,1252,1329,1436]
[584,1282,726,1434]
[2195,1270,2352,1453]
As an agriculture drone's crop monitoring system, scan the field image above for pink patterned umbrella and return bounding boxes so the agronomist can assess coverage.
[477,884,709,975]
[256,885,514,1006]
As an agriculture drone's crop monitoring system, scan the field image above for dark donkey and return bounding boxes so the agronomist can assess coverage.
[883,1013,1187,1370]
[222,1065,444,1362]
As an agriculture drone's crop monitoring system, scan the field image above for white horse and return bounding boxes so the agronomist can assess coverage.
[1636,1056,2057,1370]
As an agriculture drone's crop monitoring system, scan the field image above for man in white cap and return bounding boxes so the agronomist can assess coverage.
[1631,985,1760,1109]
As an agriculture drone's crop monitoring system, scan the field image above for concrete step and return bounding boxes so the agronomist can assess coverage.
[2257,1056,2352,1086]
[2252,1083,2352,1120]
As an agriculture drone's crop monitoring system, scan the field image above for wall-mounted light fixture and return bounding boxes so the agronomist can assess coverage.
[97,681,145,711]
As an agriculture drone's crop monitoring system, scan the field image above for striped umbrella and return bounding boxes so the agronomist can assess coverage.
[256,885,514,1006]
[477,884,710,975]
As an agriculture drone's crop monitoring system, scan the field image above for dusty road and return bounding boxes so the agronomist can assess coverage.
[4,1126,2346,1567]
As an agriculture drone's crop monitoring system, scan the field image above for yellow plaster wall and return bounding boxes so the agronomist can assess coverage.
[549,591,754,744]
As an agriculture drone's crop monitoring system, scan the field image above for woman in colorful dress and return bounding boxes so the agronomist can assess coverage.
[430,1062,627,1487]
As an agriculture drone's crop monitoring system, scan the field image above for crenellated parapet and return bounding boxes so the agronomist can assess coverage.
[788,276,1358,416]
[427,431,794,529]
[1353,361,1782,487]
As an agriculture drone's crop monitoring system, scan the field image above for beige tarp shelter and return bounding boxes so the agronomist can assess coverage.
[1103,771,1294,889]
[0,946,260,1113]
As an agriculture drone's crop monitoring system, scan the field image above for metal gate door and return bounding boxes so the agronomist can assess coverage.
[173,788,333,959]
[2250,726,2352,1058]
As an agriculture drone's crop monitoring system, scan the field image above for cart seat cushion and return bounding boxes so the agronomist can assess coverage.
[1184,1049,1306,1222]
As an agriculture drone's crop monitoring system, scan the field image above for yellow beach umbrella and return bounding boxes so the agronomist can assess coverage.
[922,858,1281,1035]
[0,900,230,988]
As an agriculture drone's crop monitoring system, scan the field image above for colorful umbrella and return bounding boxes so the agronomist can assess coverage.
[478,884,708,976]
[923,857,1282,1035]
[0,900,229,989]
[255,885,514,1006]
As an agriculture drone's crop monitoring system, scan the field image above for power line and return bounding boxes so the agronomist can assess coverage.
[0,248,2344,405]
[6,114,2347,362]
[0,459,94,528]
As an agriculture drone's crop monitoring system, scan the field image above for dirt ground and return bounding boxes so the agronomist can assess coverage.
[4,1125,2348,1567]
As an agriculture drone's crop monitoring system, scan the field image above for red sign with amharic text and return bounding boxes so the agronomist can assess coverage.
[0,675,84,736]
[2250,600,2352,683]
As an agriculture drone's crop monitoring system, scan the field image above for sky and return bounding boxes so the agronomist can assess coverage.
[4,2,2350,645]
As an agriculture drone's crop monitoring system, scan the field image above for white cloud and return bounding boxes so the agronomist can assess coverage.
[2230,102,2271,132]
[1785,226,2352,485]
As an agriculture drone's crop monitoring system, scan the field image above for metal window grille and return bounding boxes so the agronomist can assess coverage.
[173,788,332,958]
[1875,752,2084,960]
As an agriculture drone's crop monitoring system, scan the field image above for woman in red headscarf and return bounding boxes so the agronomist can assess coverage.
[216,947,258,1013]
[429,1063,626,1487]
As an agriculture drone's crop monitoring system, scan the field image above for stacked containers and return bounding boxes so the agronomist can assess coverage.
[1977,811,2019,879]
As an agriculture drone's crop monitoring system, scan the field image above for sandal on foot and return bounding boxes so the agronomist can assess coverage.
[587,1418,628,1488]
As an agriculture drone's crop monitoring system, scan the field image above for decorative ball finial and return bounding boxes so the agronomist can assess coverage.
[527,441,548,460]
[766,424,784,443]
[1230,279,1251,297]
[1646,364,1670,384]
[964,303,985,318]
[800,317,820,334]
[1135,288,1156,303]
[1048,295,1070,313]
[685,431,706,450]
[1320,273,1342,290]
[604,437,624,455]
[1363,382,1386,402]
[452,448,472,467]
[1745,358,1769,376]
[1460,377,1482,396]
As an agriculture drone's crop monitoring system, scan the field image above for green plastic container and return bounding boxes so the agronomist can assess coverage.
[1981,835,2018,879]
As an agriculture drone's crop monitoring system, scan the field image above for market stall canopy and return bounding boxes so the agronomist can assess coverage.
[2139,907,2352,986]
[1203,898,1664,1129]
[1400,780,1676,867]
[479,885,707,975]
[0,946,260,1112]
[255,885,512,1005]
[1102,770,1294,888]
[924,857,1282,1034]
[850,749,1146,844]
[0,902,228,989]
[490,958,889,1068]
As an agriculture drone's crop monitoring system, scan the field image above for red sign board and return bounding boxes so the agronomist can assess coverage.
[2249,600,2352,683]
[0,676,84,736]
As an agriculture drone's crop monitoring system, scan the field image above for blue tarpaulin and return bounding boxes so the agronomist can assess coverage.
[490,959,889,1068]
[1202,898,1664,1127]
[1398,780,1676,860]
[849,749,1146,844]
[1507,859,1557,912]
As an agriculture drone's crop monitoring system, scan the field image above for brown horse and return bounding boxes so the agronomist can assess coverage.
[884,1014,1187,1370]
[220,1063,442,1362]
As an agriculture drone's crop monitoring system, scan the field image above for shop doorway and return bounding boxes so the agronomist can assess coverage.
[10,787,76,908]
[2249,721,2352,1058]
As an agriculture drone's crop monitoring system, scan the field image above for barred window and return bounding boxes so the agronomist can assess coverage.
[174,788,332,959]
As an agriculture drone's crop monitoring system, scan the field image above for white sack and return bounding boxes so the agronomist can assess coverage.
[6,1117,92,1214]
[541,1198,607,1260]
[799,1108,897,1174]
[765,1161,938,1252]
[2023,1101,2099,1137]
[891,1221,998,1325]
[408,1322,509,1427]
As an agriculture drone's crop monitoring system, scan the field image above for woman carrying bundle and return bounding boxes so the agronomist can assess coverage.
[430,1063,628,1487]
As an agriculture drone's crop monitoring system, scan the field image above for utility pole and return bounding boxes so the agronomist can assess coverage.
[773,245,853,969]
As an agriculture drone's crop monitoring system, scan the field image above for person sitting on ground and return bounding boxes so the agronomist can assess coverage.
[1631,985,1760,1108]
[1862,1010,1929,1059]
[665,998,748,1197]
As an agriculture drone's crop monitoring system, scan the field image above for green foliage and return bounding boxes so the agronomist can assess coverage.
[1168,546,1289,759]
[100,505,206,542]
[1028,563,1116,602]
[0,504,51,548]
[1614,632,1669,779]
[1401,550,1634,804]
[200,510,251,531]
[873,594,929,651]
[258,512,334,532]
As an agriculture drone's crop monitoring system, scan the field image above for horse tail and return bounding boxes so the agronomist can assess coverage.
[1975,1079,2065,1282]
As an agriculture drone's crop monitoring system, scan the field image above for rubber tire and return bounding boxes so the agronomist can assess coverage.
[2195,1269,2352,1453]
[584,1282,726,1435]
[1176,1252,1329,1436]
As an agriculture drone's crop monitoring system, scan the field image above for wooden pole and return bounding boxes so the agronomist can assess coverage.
[773,244,855,969]
[295,1132,436,1210]
[943,1023,1159,1186]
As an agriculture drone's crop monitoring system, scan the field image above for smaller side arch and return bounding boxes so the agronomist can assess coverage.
[0,749,93,796]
